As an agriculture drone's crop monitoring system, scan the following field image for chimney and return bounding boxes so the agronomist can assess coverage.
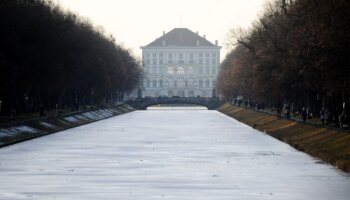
[203,35,206,39]
[196,40,200,46]
[215,40,218,46]
[162,40,166,46]
[196,31,199,35]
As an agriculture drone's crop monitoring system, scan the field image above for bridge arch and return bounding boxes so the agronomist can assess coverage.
[128,97,224,110]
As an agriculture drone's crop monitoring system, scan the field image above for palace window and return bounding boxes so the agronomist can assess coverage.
[159,66,164,74]
[206,66,210,74]
[177,66,185,75]
[179,53,183,59]
[212,67,216,74]
[188,67,194,75]
[152,66,157,74]
[178,79,185,87]
[212,80,216,87]
[168,66,174,75]
[152,80,157,88]
[189,78,196,87]
[145,66,150,73]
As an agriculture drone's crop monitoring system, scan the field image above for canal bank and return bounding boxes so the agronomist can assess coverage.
[218,103,350,172]
[0,104,136,148]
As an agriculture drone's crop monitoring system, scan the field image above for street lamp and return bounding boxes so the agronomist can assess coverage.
[24,93,28,112]
[212,86,216,99]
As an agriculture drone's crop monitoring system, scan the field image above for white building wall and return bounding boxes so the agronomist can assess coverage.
[140,47,220,98]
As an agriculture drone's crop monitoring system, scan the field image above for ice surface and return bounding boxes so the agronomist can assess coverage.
[0,107,350,200]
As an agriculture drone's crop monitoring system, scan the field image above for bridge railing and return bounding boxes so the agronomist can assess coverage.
[126,97,223,110]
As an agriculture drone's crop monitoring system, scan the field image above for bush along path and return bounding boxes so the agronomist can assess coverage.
[0,104,136,148]
[218,103,350,173]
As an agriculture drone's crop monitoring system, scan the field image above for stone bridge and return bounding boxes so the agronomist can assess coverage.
[127,97,224,110]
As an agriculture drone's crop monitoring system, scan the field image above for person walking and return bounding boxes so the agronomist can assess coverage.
[324,109,329,125]
[320,107,326,125]
[301,107,307,122]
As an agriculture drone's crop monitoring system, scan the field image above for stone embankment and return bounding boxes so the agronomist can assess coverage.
[0,104,136,148]
[218,103,350,173]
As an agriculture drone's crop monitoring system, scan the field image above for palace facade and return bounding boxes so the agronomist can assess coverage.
[139,28,221,98]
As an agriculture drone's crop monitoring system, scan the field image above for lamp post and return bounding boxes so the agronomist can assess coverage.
[24,93,28,113]
[137,85,142,99]
[212,86,216,99]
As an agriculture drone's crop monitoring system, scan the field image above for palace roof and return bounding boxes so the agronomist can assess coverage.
[145,28,216,47]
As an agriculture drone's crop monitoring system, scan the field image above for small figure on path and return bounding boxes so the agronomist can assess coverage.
[320,107,326,125]
[10,108,16,121]
[301,107,307,122]
[39,105,46,117]
[339,110,346,129]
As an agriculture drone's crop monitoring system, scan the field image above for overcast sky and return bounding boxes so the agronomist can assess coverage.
[58,0,266,60]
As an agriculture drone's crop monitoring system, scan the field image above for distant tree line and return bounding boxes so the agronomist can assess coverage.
[0,0,142,115]
[217,0,350,125]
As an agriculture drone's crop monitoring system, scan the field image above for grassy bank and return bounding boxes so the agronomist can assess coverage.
[218,103,350,173]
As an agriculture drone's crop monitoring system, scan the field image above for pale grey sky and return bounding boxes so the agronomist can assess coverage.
[58,0,266,60]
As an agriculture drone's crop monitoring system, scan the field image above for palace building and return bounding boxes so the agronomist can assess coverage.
[139,28,221,98]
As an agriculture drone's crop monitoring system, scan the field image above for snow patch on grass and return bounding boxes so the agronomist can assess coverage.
[64,116,79,123]
[82,112,103,120]
[0,125,39,137]
[40,121,55,129]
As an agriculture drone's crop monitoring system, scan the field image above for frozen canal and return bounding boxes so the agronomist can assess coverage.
[0,107,350,200]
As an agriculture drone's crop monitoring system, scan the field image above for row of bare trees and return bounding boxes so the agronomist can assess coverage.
[0,0,142,115]
[217,0,350,124]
